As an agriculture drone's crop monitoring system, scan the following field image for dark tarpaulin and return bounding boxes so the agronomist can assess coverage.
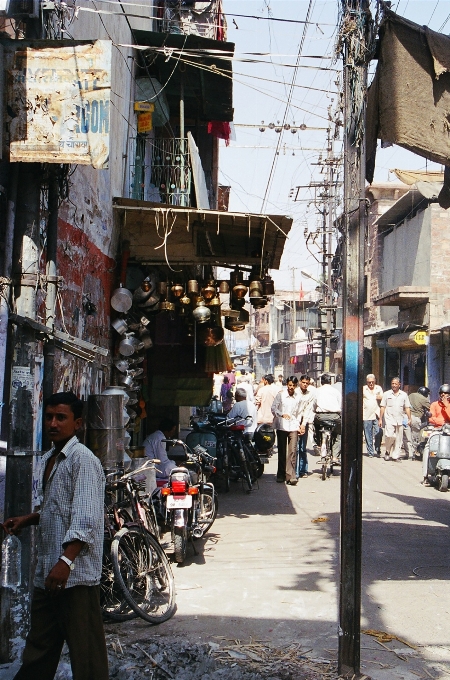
[366,10,450,203]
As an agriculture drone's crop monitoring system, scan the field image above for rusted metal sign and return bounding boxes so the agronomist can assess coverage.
[5,40,111,168]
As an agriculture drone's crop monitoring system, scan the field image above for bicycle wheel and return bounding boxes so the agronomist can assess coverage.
[101,535,137,621]
[111,526,176,624]
[197,491,218,536]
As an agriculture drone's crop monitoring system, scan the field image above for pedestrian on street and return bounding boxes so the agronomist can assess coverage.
[409,386,431,450]
[379,378,411,461]
[220,376,233,412]
[271,376,301,485]
[422,384,450,484]
[2,392,108,680]
[227,387,257,435]
[296,375,315,477]
[363,373,383,457]
[255,374,281,425]
[144,417,178,478]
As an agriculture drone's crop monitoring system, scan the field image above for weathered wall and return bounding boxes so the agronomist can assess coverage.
[54,2,155,396]
[381,209,430,291]
[429,203,450,331]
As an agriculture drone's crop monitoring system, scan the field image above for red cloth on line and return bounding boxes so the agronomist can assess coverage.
[208,121,231,145]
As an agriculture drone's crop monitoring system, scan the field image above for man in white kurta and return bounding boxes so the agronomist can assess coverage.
[379,378,411,461]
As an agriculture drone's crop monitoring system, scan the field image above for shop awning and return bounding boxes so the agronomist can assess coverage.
[133,30,234,121]
[113,198,292,270]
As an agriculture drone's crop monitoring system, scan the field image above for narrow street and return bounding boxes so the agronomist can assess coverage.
[104,449,450,680]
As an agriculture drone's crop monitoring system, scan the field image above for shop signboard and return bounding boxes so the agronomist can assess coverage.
[137,111,153,133]
[414,330,427,345]
[5,40,112,168]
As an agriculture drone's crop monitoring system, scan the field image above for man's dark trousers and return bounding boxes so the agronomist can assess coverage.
[14,585,109,680]
[276,430,298,482]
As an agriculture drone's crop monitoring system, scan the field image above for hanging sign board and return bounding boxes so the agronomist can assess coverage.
[5,40,112,168]
[137,111,152,133]
[134,101,154,112]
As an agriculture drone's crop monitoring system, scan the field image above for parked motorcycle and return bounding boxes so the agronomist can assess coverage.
[425,424,450,492]
[159,440,218,564]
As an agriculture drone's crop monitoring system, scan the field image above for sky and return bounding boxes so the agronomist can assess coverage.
[218,0,449,293]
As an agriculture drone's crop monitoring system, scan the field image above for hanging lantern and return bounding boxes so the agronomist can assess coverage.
[192,297,211,323]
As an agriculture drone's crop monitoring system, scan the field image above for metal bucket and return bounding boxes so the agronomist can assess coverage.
[87,395,124,429]
[87,428,126,467]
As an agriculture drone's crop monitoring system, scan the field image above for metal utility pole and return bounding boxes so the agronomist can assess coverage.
[338,1,372,677]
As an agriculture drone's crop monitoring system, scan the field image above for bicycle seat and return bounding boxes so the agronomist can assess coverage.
[320,420,338,430]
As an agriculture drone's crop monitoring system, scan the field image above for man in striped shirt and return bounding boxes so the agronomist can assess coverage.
[3,392,108,680]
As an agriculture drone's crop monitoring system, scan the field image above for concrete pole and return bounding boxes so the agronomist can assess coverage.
[338,1,370,677]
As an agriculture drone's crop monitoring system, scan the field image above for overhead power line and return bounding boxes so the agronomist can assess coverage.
[79,1,336,26]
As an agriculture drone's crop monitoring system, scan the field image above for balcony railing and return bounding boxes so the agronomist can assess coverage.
[128,137,191,206]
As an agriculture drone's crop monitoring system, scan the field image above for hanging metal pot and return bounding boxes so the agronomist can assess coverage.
[171,283,184,298]
[249,278,263,299]
[138,328,153,349]
[129,354,144,365]
[114,358,130,373]
[139,293,160,309]
[218,280,230,294]
[262,274,275,296]
[159,300,176,312]
[192,297,211,324]
[198,325,225,347]
[111,284,133,313]
[201,280,216,301]
[187,279,199,295]
[118,372,136,388]
[111,318,129,335]
[119,333,144,357]
[225,316,245,332]
[126,394,138,405]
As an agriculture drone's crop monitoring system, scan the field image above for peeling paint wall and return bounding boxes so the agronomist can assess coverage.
[53,2,155,396]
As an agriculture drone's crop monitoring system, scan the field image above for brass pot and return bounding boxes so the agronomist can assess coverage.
[171,283,184,298]
[192,297,211,323]
[202,280,216,301]
[187,279,199,294]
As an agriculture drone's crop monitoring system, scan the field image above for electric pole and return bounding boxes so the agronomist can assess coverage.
[338,1,372,677]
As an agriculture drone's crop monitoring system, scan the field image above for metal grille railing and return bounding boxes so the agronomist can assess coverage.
[128,137,191,206]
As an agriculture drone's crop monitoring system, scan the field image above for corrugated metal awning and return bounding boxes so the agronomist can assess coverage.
[113,198,292,270]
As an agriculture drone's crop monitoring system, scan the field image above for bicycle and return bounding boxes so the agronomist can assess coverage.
[318,420,340,480]
[101,460,176,624]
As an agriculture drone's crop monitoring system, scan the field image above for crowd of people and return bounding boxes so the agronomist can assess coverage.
[213,370,344,486]
[215,369,450,487]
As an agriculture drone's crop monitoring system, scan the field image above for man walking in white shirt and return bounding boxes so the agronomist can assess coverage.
[296,375,315,477]
[363,374,383,457]
[255,374,281,425]
[379,378,411,461]
[271,376,301,485]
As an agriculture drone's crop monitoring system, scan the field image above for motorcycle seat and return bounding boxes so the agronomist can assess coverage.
[320,420,339,430]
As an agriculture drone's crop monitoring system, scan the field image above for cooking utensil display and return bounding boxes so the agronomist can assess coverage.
[118,334,144,357]
[111,318,128,335]
[114,358,130,373]
[101,385,129,405]
[111,284,133,313]
[138,329,153,349]
[118,373,135,388]
[125,394,138,405]
[129,354,144,365]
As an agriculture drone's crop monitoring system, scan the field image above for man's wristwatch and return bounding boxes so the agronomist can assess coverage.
[59,555,75,571]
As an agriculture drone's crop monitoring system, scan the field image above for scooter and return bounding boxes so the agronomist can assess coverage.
[426,424,450,492]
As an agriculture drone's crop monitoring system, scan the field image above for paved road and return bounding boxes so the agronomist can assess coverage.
[110,447,450,679]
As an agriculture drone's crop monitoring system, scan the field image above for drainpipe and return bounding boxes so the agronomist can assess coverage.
[0,165,18,438]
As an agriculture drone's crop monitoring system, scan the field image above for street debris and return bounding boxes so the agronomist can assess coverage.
[84,635,341,680]
[311,517,330,523]
[362,629,417,649]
